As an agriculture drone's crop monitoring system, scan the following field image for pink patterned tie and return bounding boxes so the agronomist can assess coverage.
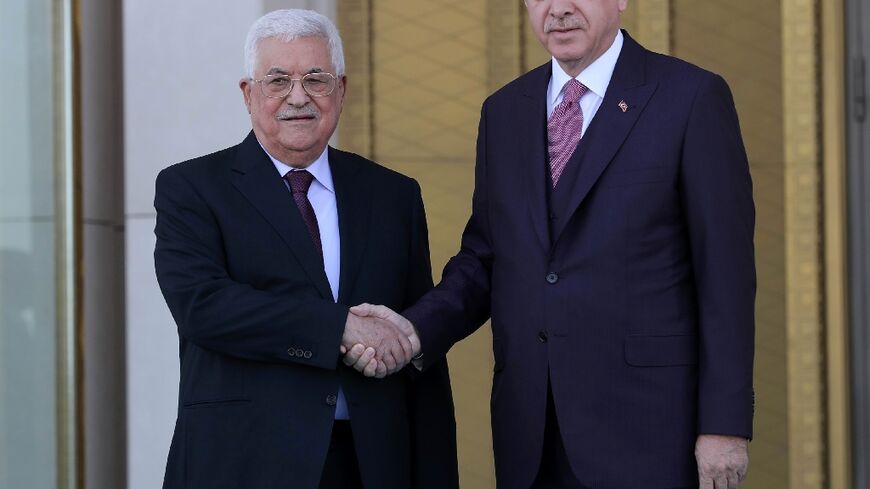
[284,170,323,263]
[548,79,588,187]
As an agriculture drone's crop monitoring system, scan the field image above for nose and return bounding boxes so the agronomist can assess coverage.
[284,80,309,107]
[549,0,575,17]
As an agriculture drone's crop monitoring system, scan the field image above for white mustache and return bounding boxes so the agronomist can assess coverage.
[276,107,318,120]
[544,17,586,33]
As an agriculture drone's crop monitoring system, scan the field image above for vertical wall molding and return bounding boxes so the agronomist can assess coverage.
[821,0,852,487]
[635,0,671,54]
[486,1,522,93]
[336,0,372,158]
[79,0,129,486]
[783,0,826,488]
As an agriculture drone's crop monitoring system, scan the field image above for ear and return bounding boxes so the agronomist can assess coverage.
[618,0,629,13]
[338,75,347,105]
[239,78,253,114]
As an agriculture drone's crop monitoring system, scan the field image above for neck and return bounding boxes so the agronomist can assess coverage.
[556,59,592,79]
[275,151,318,169]
[260,140,325,169]
[556,28,619,77]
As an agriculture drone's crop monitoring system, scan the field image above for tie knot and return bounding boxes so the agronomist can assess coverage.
[284,170,314,193]
[562,79,588,104]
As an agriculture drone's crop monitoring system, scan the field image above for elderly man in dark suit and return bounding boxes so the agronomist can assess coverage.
[154,9,457,489]
[349,1,755,488]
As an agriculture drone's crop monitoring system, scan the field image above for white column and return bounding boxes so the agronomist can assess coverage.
[123,2,263,489]
[123,1,337,486]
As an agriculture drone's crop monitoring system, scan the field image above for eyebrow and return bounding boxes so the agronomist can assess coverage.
[264,67,326,76]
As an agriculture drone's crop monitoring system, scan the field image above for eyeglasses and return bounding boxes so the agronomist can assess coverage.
[253,72,338,98]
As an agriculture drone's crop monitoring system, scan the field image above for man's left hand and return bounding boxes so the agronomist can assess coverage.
[696,434,749,489]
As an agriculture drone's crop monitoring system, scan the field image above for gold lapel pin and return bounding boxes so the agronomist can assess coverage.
[618,100,629,113]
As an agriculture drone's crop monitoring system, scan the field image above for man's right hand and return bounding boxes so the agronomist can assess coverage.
[341,312,413,378]
[342,304,420,377]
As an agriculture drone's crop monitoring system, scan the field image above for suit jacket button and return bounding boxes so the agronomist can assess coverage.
[295,348,305,358]
[325,394,338,406]
[287,348,296,357]
[303,351,313,359]
[538,331,548,343]
[546,272,559,284]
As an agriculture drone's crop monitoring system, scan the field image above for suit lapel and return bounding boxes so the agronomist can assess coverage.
[329,148,371,305]
[519,63,553,251]
[229,132,333,300]
[551,32,658,243]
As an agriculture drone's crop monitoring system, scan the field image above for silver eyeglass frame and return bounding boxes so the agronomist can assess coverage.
[253,72,338,98]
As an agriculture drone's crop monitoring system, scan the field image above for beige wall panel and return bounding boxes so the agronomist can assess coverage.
[632,0,671,53]
[673,1,789,488]
[621,3,638,37]
[373,2,487,163]
[386,160,493,487]
[522,11,550,72]
[336,1,372,157]
[369,1,498,487]
[487,0,522,92]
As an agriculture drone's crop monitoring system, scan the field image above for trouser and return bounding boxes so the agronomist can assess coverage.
[531,381,588,489]
[318,421,364,489]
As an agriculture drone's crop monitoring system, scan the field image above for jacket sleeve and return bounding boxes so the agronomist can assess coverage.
[403,182,460,489]
[680,73,756,439]
[403,100,495,369]
[153,167,348,370]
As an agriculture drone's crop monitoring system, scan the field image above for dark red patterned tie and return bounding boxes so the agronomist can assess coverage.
[284,170,323,262]
[548,79,588,187]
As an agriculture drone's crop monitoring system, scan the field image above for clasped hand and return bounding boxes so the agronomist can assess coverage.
[340,304,419,378]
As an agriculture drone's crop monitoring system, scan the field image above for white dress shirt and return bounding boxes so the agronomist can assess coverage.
[547,30,624,136]
[262,143,350,420]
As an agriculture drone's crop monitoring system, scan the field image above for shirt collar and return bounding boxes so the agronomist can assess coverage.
[260,142,335,194]
[549,29,624,106]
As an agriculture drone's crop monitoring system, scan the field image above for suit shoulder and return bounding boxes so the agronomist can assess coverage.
[158,143,238,182]
[484,63,548,107]
[331,148,421,194]
[645,51,730,90]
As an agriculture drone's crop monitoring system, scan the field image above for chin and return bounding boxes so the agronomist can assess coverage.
[550,45,591,62]
[547,36,590,55]
[279,141,317,154]
[275,131,315,148]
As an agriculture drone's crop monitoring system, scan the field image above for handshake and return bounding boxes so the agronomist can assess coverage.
[340,303,420,378]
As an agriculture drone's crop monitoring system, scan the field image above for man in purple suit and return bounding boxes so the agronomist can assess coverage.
[347,1,755,488]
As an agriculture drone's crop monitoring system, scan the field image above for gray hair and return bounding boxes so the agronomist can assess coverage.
[244,9,345,78]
